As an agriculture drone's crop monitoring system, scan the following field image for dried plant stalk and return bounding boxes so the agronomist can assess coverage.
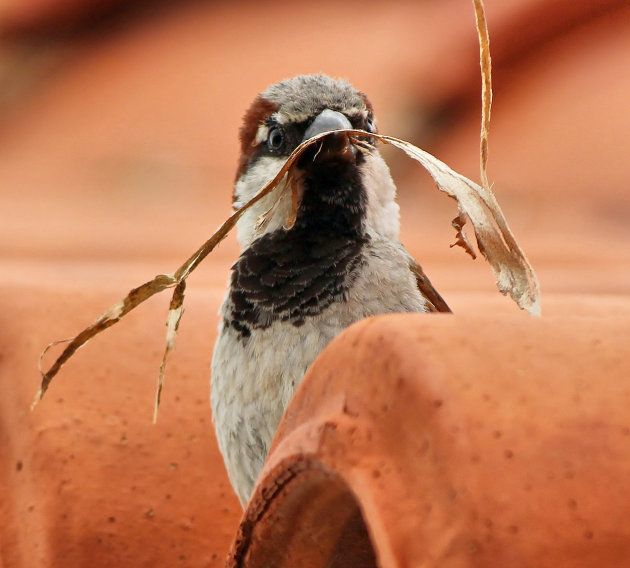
[474,0,493,190]
[154,280,186,423]
[33,274,176,408]
[35,0,540,412]
[35,127,540,412]
[33,132,338,410]
[375,133,540,315]
[471,0,540,313]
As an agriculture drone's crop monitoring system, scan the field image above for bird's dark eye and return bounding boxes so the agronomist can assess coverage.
[365,116,375,133]
[267,127,284,151]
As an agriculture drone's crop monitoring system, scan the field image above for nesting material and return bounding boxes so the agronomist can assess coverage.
[34,0,540,415]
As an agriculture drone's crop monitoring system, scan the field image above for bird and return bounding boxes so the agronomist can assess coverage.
[211,74,450,506]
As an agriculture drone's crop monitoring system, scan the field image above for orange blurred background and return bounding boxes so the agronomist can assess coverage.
[2,0,629,298]
[1,0,629,566]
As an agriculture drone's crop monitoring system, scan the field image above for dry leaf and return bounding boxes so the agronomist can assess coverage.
[32,132,332,409]
[154,280,186,423]
[378,133,540,315]
[35,128,540,411]
[451,212,477,259]
[35,0,540,412]
[474,0,493,190]
[33,274,176,408]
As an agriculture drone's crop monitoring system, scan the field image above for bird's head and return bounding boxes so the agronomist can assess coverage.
[233,74,401,248]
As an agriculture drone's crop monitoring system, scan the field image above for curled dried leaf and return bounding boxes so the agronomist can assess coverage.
[450,212,476,259]
[474,0,493,190]
[285,173,300,230]
[35,0,539,419]
[154,280,186,423]
[374,132,540,315]
[33,274,176,408]
[36,128,540,412]
[33,132,342,411]
[470,0,540,314]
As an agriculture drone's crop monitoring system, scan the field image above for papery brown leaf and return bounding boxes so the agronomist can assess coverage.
[373,132,540,315]
[36,123,540,412]
[34,132,339,411]
[450,212,477,260]
[154,279,186,423]
[474,0,492,190]
[33,274,176,408]
[286,174,300,230]
[35,0,539,417]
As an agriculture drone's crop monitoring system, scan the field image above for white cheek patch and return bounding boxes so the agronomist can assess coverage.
[361,153,400,241]
[234,156,290,248]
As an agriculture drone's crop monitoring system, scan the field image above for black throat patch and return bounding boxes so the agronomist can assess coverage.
[228,163,368,339]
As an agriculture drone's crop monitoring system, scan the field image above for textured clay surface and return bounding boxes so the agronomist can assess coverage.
[232,314,630,567]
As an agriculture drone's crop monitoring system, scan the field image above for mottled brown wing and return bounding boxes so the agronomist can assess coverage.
[409,259,452,313]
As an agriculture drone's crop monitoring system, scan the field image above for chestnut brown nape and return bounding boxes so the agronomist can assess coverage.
[235,96,278,183]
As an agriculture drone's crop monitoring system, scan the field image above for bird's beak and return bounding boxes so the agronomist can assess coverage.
[301,109,357,164]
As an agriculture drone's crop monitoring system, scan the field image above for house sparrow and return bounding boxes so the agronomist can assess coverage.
[211,74,450,506]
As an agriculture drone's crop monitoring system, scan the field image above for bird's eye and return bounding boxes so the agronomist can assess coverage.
[267,127,284,151]
[365,117,375,134]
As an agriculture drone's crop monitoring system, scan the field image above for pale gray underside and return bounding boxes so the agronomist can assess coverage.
[211,237,429,505]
